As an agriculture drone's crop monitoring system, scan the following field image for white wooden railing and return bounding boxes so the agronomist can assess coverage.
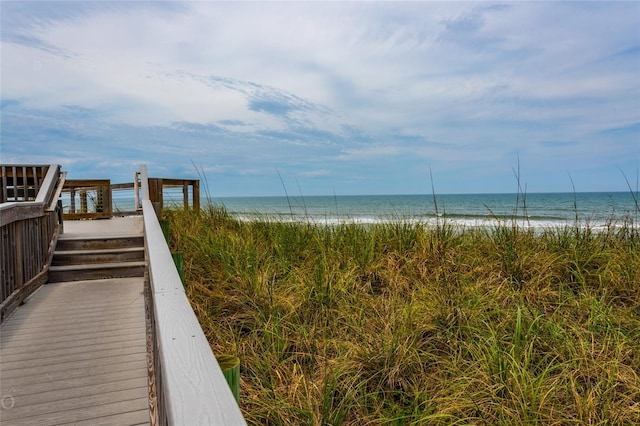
[139,165,246,425]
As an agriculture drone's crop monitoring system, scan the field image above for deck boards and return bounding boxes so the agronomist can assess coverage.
[0,277,150,425]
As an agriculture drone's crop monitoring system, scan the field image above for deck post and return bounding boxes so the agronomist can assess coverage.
[182,182,188,208]
[80,190,87,213]
[134,172,141,211]
[21,166,28,200]
[193,180,200,210]
[1,166,7,203]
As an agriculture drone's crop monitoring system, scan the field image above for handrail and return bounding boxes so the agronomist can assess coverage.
[139,165,246,425]
[47,171,67,212]
[0,164,62,322]
[134,171,141,211]
[35,164,62,205]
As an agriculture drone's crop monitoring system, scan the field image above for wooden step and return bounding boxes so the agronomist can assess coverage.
[52,247,145,266]
[49,262,146,283]
[56,235,144,251]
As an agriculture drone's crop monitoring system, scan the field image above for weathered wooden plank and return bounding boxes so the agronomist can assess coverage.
[7,302,143,322]
[2,318,143,354]
[63,179,111,188]
[2,307,144,329]
[46,170,67,211]
[2,368,147,397]
[21,166,28,200]
[11,166,17,200]
[1,340,147,368]
[2,276,144,315]
[49,260,146,272]
[0,322,145,348]
[5,377,148,411]
[2,340,146,371]
[2,310,145,331]
[34,164,60,205]
[60,409,151,426]
[3,386,148,421]
[193,179,200,210]
[0,202,44,227]
[2,394,149,425]
[1,307,144,330]
[1,300,141,322]
[111,182,135,190]
[31,166,39,194]
[1,317,144,340]
[3,306,144,326]
[2,336,144,364]
[1,166,7,202]
[0,359,147,389]
[63,211,114,220]
[1,351,147,380]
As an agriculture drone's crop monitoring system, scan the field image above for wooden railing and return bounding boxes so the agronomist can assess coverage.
[139,165,245,425]
[60,175,199,220]
[0,164,64,322]
[62,179,113,219]
[1,165,50,202]
[146,176,200,215]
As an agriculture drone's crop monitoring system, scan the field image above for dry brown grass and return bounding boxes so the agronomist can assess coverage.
[166,206,640,425]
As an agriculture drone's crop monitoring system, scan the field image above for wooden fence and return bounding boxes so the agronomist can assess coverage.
[0,164,64,322]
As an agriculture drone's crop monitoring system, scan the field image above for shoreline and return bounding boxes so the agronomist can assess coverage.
[227,211,639,231]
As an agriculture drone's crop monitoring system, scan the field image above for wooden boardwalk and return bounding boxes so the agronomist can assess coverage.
[0,219,150,425]
[1,165,245,425]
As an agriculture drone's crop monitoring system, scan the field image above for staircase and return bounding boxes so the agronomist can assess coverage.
[49,224,146,283]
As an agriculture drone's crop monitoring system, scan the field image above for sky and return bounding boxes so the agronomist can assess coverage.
[1,1,639,197]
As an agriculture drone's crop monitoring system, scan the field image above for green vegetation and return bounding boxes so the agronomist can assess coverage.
[164,206,639,425]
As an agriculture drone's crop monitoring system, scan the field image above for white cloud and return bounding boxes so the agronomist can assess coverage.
[1,1,638,195]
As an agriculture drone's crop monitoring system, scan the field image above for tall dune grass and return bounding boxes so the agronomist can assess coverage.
[164,205,639,425]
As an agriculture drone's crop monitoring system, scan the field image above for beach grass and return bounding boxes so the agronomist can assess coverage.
[164,205,639,425]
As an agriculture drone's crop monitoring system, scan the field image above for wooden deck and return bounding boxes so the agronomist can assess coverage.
[0,218,150,425]
[1,164,245,425]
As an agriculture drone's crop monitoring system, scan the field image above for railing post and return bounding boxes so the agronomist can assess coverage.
[15,220,24,288]
[134,172,141,211]
[193,180,200,211]
[80,190,87,213]
[182,182,188,209]
[140,165,149,201]
[69,189,75,213]
[1,166,7,203]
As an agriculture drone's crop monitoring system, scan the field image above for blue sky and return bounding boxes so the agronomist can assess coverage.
[1,1,638,196]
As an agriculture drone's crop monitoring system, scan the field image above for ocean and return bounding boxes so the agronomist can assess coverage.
[211,192,639,229]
